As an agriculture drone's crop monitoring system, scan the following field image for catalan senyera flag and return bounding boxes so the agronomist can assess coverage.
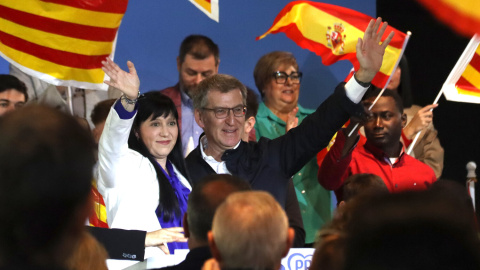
[256,1,408,89]
[189,0,219,22]
[442,35,480,103]
[0,0,128,91]
[416,0,480,37]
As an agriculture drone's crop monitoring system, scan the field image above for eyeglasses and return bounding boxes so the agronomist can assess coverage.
[273,71,302,85]
[202,105,247,119]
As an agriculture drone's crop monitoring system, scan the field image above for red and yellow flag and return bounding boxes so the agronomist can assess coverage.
[443,35,480,103]
[189,0,219,22]
[89,182,109,228]
[416,0,480,37]
[0,0,128,90]
[256,1,408,89]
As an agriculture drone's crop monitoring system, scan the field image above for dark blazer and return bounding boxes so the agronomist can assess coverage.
[88,227,147,261]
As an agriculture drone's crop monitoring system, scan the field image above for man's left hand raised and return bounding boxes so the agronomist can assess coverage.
[355,17,395,84]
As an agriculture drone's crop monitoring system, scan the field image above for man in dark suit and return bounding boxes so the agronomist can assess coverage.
[186,18,394,248]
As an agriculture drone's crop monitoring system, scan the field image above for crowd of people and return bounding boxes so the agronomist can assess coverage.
[1,18,479,270]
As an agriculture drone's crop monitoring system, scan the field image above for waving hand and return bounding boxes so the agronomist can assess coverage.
[102,57,140,100]
[355,17,395,83]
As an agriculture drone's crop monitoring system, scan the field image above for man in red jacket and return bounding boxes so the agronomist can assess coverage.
[318,87,436,201]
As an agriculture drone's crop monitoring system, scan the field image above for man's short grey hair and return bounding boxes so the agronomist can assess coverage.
[192,74,247,110]
[212,191,289,270]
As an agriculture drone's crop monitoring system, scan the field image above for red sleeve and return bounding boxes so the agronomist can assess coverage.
[317,129,353,192]
[401,129,413,147]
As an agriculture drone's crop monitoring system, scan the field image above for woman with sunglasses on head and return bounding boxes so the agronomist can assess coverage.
[253,51,332,247]
[98,58,191,257]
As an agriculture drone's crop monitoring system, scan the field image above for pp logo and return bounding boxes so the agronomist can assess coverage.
[122,253,136,259]
[283,253,312,270]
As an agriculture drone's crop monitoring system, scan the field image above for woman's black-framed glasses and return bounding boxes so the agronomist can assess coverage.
[273,71,302,85]
[202,105,247,119]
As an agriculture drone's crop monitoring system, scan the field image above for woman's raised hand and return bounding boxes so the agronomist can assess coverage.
[101,58,140,99]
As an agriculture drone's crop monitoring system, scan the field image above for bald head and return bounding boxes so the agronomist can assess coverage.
[210,191,293,270]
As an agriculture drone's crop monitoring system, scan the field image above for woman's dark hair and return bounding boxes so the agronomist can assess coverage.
[128,92,189,222]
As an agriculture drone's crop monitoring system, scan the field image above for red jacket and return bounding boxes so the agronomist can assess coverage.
[318,130,437,201]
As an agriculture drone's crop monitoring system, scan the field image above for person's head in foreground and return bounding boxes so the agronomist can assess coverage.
[343,190,480,270]
[185,174,250,249]
[0,105,95,268]
[341,173,388,205]
[208,191,294,270]
[310,174,387,270]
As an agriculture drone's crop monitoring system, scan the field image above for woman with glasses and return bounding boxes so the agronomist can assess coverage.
[98,58,191,257]
[253,51,332,247]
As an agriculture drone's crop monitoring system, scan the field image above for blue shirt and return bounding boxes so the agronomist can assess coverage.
[180,90,203,156]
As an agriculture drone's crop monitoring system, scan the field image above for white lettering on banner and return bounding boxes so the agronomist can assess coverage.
[122,253,136,259]
[280,248,314,270]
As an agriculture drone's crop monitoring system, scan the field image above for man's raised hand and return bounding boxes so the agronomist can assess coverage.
[355,17,395,84]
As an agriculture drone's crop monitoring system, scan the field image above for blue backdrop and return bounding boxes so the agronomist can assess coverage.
[0,0,375,108]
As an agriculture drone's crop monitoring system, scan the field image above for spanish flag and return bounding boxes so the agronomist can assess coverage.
[0,0,128,91]
[256,1,408,89]
[442,35,480,103]
[89,181,109,228]
[416,0,480,37]
[189,0,219,22]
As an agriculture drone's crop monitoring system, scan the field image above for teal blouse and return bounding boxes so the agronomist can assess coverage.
[254,102,332,244]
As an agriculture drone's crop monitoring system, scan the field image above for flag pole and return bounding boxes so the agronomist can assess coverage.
[66,86,74,115]
[407,34,480,154]
[348,31,412,137]
[406,88,443,155]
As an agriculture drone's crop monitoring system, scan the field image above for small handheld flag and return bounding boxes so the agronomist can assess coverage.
[441,35,480,104]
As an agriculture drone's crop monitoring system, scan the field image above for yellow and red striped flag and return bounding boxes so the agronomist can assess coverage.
[0,0,128,91]
[416,0,480,37]
[442,35,480,103]
[189,0,219,22]
[89,181,109,228]
[256,1,408,89]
